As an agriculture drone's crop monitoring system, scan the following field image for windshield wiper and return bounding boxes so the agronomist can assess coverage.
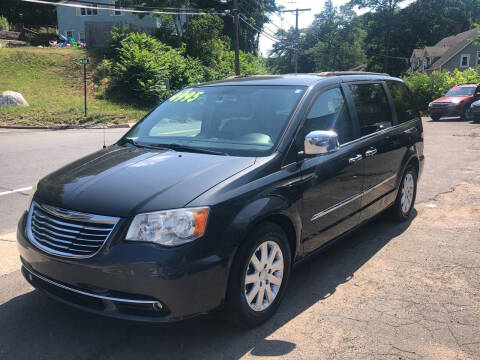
[122,138,170,151]
[160,143,229,156]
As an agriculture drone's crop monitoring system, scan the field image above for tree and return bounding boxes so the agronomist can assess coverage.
[0,0,58,26]
[121,0,278,55]
[183,15,226,66]
[349,0,406,73]
[268,27,298,73]
[268,1,366,74]
[304,2,366,72]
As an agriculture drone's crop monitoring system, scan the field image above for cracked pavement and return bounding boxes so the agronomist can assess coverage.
[0,118,479,359]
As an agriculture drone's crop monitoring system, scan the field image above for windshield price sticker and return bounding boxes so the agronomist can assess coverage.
[169,91,205,103]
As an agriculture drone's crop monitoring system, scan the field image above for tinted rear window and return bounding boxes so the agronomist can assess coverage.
[387,81,417,123]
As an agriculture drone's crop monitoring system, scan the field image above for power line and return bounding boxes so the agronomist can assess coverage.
[238,16,295,52]
[62,0,199,12]
[238,4,276,37]
[238,14,292,45]
[21,0,231,16]
[238,3,287,39]
[239,17,281,43]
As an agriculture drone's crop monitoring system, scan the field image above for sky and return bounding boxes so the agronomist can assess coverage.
[258,0,415,56]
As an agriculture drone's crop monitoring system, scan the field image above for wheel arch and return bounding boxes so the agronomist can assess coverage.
[397,148,420,188]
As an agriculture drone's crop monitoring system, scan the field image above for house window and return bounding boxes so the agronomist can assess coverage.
[79,32,86,43]
[423,58,428,68]
[460,54,470,68]
[114,1,122,16]
[66,30,74,39]
[80,5,98,16]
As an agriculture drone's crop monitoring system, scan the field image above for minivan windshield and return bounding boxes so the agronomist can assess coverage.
[444,86,475,97]
[120,85,307,157]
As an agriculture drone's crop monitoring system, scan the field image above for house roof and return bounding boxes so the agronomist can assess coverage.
[411,49,424,60]
[424,46,447,58]
[411,27,480,70]
[430,27,480,70]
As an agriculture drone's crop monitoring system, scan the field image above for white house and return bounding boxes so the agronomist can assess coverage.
[56,0,187,47]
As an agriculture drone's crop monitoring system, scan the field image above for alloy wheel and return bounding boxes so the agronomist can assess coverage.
[401,172,415,214]
[244,240,284,312]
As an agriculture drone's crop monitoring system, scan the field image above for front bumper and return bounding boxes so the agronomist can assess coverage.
[428,105,462,118]
[17,212,231,323]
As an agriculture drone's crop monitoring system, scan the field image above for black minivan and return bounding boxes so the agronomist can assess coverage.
[18,72,424,327]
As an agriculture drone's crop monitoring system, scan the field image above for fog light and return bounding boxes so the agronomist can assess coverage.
[153,302,163,311]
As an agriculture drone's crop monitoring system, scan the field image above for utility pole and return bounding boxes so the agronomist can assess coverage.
[280,8,311,73]
[233,0,240,76]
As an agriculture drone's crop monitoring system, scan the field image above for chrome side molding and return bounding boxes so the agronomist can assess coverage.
[311,174,397,222]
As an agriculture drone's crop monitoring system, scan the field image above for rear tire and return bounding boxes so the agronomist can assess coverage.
[389,165,417,222]
[224,222,291,328]
[431,116,440,121]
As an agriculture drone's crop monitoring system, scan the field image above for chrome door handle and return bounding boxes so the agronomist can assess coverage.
[348,154,363,164]
[404,127,418,134]
[365,148,378,157]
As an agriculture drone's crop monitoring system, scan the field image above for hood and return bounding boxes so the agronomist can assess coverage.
[35,145,255,217]
[433,96,468,103]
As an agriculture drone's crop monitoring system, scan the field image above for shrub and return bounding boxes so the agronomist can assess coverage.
[403,67,480,114]
[109,31,205,104]
[104,27,269,105]
[105,26,133,60]
[0,16,9,31]
[94,59,112,82]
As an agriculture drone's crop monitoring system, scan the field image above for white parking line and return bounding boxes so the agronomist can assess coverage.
[0,186,32,196]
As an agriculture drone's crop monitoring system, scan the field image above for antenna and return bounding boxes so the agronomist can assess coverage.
[103,125,106,149]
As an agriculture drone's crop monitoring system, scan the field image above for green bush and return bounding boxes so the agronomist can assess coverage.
[104,27,269,105]
[94,59,112,82]
[109,31,204,104]
[0,16,9,31]
[403,67,480,114]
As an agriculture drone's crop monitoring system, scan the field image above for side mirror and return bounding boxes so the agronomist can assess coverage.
[304,130,340,156]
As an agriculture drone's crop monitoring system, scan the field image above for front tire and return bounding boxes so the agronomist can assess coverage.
[224,222,291,328]
[390,165,418,222]
[461,107,472,121]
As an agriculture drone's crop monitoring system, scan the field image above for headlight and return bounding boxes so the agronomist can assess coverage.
[126,207,210,247]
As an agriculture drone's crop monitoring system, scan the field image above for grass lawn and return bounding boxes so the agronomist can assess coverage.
[0,47,149,126]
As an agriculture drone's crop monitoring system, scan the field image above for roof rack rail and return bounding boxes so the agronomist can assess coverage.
[316,71,390,76]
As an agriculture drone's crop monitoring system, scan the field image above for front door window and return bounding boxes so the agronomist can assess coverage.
[348,83,392,136]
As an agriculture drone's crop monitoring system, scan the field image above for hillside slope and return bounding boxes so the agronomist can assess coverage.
[0,48,147,126]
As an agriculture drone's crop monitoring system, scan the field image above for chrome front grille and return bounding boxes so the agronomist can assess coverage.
[27,202,119,258]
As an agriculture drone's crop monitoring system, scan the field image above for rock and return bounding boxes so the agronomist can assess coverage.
[0,91,29,107]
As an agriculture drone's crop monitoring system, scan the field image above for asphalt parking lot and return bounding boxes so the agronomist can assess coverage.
[0,118,479,359]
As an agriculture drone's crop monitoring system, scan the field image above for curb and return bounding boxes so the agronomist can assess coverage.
[0,123,131,130]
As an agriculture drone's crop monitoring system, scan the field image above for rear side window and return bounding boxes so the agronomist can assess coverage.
[387,81,417,123]
[349,83,392,136]
[296,87,355,146]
